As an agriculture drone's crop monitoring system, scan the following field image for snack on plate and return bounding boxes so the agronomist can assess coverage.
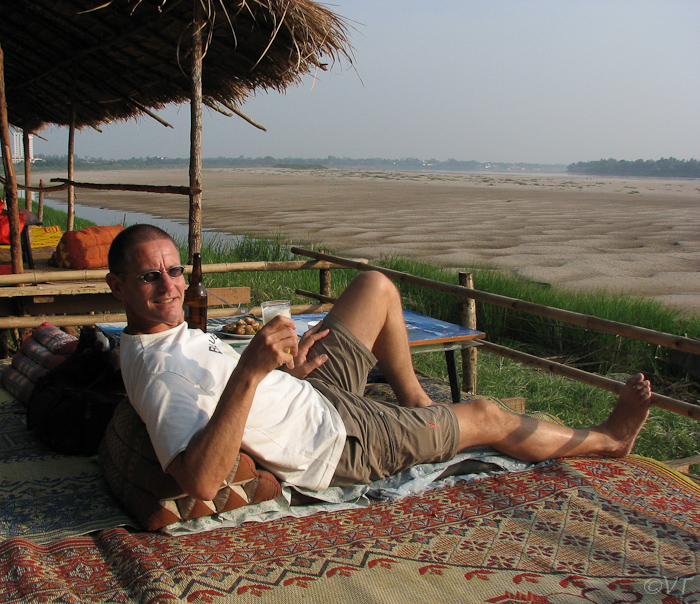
[222,316,262,336]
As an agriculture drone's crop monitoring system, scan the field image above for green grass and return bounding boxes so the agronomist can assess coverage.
[175,233,359,305]
[38,204,97,232]
[376,255,699,464]
[8,201,699,466]
[380,255,700,389]
[410,347,699,463]
[186,237,700,464]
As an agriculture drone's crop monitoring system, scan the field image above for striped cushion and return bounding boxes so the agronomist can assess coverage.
[99,400,281,531]
[31,322,79,356]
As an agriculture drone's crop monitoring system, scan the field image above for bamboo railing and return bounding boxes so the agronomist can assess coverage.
[0,303,334,330]
[290,247,700,421]
[50,178,194,196]
[0,258,366,330]
[0,258,368,287]
[480,340,700,421]
[291,248,700,356]
[1,243,697,419]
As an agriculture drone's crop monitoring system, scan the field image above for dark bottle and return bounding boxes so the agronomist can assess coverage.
[184,252,208,331]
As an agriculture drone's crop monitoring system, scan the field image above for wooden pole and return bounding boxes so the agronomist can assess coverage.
[295,289,337,304]
[22,130,31,211]
[459,271,478,394]
[290,247,700,357]
[0,41,23,274]
[67,102,76,231]
[125,98,174,129]
[218,99,268,131]
[479,340,700,422]
[188,0,204,260]
[0,178,67,193]
[2,176,195,196]
[319,248,331,297]
[38,178,44,221]
[49,178,192,196]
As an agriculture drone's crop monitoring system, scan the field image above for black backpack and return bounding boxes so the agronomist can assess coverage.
[27,326,127,456]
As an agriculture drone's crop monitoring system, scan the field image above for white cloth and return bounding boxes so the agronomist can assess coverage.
[163,448,542,537]
[119,322,346,491]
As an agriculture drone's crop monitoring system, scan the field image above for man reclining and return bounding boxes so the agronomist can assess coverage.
[106,224,653,500]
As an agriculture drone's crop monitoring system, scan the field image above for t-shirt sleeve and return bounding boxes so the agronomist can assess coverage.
[134,370,217,471]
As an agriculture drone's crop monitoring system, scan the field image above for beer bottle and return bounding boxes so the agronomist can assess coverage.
[184,252,208,331]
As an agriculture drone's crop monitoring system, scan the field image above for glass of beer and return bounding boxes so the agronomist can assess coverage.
[261,300,293,353]
[261,300,292,325]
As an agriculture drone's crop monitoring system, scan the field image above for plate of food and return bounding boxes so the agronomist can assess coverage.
[216,315,263,339]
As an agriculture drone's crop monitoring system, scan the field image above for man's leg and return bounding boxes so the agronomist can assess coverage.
[328,271,432,407]
[327,273,653,463]
[452,373,652,461]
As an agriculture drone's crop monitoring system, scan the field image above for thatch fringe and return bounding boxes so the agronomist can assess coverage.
[1,0,353,132]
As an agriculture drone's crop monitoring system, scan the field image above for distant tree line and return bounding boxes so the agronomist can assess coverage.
[567,158,700,178]
[26,154,566,174]
[29,155,190,171]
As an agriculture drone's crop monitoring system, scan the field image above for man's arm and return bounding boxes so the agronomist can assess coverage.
[166,316,299,500]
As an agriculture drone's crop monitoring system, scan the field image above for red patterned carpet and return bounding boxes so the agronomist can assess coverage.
[1,455,699,603]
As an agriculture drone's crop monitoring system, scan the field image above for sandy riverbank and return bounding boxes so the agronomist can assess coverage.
[40,168,700,316]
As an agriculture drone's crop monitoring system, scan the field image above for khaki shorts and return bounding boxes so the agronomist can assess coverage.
[306,315,460,486]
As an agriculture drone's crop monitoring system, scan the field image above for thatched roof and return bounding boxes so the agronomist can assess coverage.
[0,0,352,133]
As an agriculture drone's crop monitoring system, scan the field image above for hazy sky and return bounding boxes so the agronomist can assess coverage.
[33,0,700,165]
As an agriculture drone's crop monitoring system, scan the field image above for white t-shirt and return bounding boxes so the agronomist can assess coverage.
[119,322,346,490]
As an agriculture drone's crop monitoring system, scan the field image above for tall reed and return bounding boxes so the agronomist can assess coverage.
[175,233,359,306]
[379,255,700,389]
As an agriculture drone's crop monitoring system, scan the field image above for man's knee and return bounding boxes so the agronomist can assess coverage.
[454,397,508,433]
[354,270,399,300]
[461,397,500,416]
[354,270,390,286]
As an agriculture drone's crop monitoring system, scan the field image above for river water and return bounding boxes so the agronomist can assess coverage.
[42,197,235,245]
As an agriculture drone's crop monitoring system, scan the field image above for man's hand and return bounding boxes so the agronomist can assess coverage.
[282,321,329,379]
[237,315,300,376]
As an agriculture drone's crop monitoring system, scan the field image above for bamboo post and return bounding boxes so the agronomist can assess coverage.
[188,1,204,260]
[0,41,23,274]
[319,248,331,297]
[38,178,44,221]
[22,130,31,211]
[67,102,76,231]
[459,271,478,394]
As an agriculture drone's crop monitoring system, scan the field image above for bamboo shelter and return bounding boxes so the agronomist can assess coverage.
[0,0,352,268]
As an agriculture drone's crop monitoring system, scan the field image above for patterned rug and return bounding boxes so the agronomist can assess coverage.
[0,388,135,544]
[2,372,700,602]
[0,371,469,545]
[0,455,698,603]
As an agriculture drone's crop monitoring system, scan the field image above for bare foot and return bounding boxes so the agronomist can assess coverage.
[597,373,652,457]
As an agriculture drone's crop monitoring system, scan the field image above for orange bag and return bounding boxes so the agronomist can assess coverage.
[0,212,27,245]
[50,224,124,269]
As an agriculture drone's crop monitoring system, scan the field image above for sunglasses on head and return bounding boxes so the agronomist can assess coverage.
[125,265,186,283]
